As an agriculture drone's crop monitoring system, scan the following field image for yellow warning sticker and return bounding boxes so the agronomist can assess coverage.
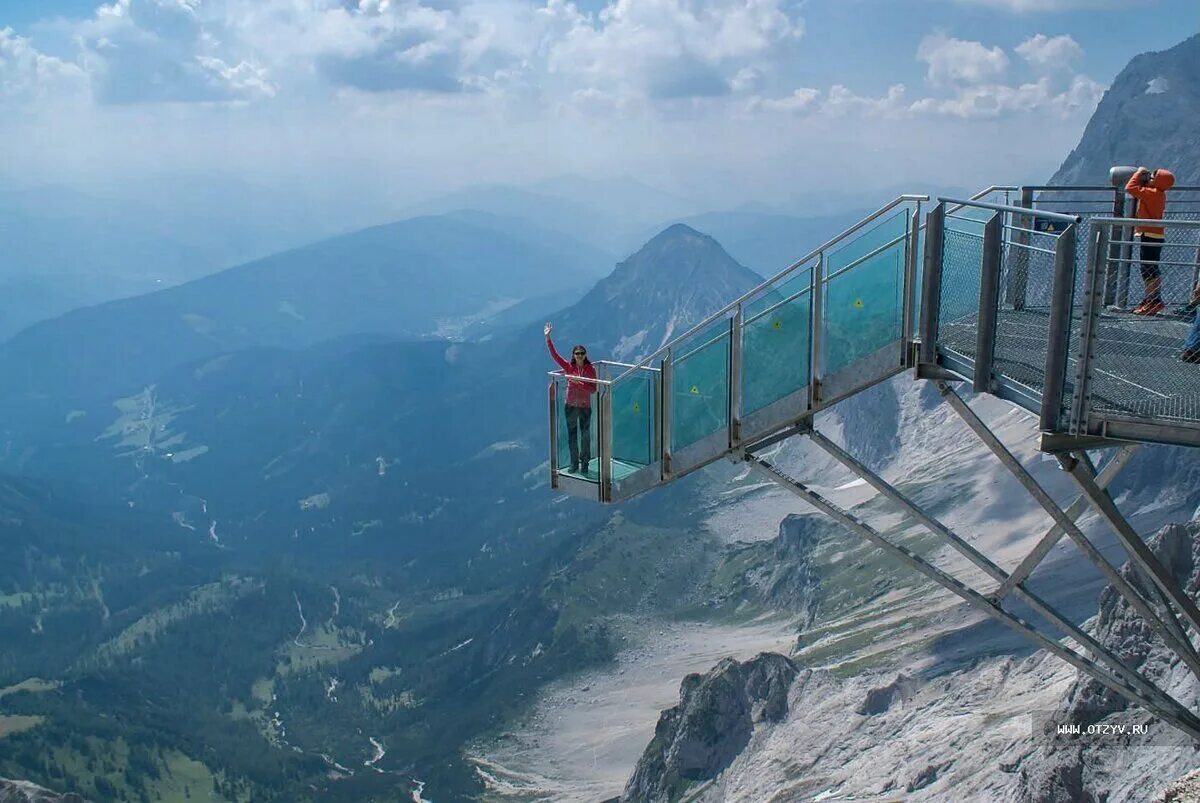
[853,298,864,309]
[772,319,782,330]
[690,385,700,395]
[632,402,641,413]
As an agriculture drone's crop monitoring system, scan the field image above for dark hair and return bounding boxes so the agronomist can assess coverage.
[572,345,591,365]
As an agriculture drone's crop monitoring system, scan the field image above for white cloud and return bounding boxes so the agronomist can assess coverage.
[955,0,1140,10]
[909,74,1103,119]
[1015,33,1083,71]
[544,0,801,101]
[917,32,1008,86]
[823,83,909,116]
[79,0,275,103]
[749,86,820,112]
[0,27,87,102]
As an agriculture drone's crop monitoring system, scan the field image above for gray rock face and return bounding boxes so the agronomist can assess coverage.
[621,652,798,803]
[761,515,822,623]
[1161,768,1200,802]
[1052,34,1200,187]
[0,780,88,803]
[1017,521,1200,803]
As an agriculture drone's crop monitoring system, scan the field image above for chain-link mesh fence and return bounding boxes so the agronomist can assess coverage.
[1081,217,1200,426]
[937,220,986,363]
[992,223,1065,397]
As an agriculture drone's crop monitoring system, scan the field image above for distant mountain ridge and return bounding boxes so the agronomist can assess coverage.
[0,210,607,405]
[1052,35,1200,186]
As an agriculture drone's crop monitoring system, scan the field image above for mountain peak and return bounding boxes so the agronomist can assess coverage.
[545,226,763,362]
[1051,35,1200,186]
[651,222,707,241]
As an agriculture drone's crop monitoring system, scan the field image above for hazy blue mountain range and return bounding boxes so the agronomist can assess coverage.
[0,210,609,406]
[0,221,773,801]
[0,225,755,562]
[0,178,367,341]
[1052,34,1200,186]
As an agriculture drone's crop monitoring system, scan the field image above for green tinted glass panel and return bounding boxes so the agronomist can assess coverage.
[742,289,811,415]
[824,236,906,375]
[611,370,658,467]
[555,376,598,481]
[825,210,908,277]
[671,325,730,451]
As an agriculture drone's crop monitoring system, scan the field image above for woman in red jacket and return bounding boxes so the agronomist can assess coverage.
[545,322,598,475]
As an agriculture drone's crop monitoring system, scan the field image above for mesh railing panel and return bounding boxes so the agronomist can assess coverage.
[1083,218,1200,426]
[936,225,985,362]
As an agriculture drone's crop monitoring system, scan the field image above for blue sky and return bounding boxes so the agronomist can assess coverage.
[0,0,1196,212]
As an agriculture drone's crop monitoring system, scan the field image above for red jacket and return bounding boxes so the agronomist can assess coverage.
[547,337,598,408]
[1126,168,1175,236]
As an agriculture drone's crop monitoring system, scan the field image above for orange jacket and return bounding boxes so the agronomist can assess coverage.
[1125,168,1175,236]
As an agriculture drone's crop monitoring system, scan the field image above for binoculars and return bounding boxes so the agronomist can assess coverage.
[1110,165,1155,187]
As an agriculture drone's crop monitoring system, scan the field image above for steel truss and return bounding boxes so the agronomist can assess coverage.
[739,381,1200,742]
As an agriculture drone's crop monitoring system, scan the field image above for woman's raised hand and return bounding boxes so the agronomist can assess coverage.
[544,322,553,337]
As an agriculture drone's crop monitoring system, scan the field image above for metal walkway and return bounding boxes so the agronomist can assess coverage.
[546,180,1200,740]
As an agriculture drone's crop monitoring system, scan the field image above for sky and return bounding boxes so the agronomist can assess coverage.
[0,0,1197,214]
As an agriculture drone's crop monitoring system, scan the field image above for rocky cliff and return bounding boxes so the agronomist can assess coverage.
[620,519,1200,802]
[1052,35,1200,186]
[0,780,87,803]
[1017,521,1200,803]
[620,653,799,803]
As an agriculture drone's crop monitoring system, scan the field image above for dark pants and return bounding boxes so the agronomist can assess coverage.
[565,404,592,470]
[1138,236,1163,303]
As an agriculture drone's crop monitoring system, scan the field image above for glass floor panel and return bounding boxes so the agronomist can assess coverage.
[558,458,647,483]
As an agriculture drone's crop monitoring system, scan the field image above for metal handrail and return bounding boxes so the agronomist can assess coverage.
[1025,185,1200,193]
[1091,217,1200,228]
[594,359,660,372]
[823,231,909,284]
[939,197,1082,225]
[611,194,929,384]
[546,370,613,386]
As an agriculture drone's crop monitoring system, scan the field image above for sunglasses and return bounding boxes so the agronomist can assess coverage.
[573,350,586,356]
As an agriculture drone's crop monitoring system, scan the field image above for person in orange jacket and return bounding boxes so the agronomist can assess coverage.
[1125,166,1176,315]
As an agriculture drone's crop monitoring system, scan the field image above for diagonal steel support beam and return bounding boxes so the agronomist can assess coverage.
[937,382,1200,685]
[804,431,1199,729]
[993,445,1139,602]
[1058,452,1200,645]
[1065,452,1198,671]
[747,455,1200,742]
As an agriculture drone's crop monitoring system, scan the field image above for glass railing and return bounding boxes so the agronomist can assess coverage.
[741,267,813,416]
[822,208,910,375]
[670,318,731,452]
[551,195,926,501]
[549,372,601,484]
[610,365,660,476]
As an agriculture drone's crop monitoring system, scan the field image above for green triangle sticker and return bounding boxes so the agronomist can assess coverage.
[690,385,700,395]
[632,402,641,413]
[772,319,782,330]
[853,298,864,310]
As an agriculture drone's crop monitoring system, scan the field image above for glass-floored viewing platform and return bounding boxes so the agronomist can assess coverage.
[545,176,1200,746]
[548,182,1200,504]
